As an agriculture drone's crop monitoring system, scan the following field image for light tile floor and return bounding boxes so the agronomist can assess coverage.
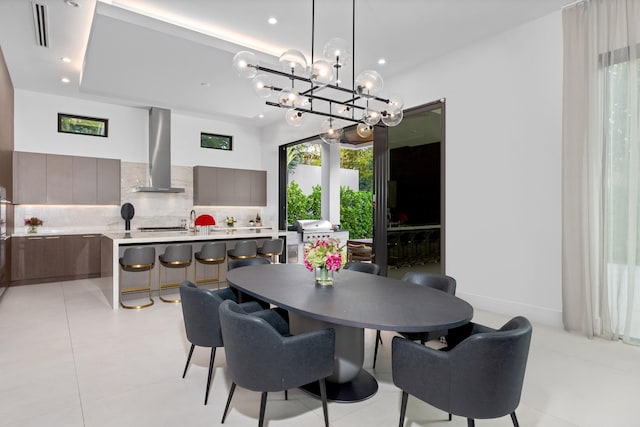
[1,278,639,427]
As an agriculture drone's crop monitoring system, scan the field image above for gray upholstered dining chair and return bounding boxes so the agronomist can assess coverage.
[227,257,271,308]
[372,271,457,369]
[179,281,263,405]
[218,299,335,427]
[343,261,380,275]
[392,316,533,427]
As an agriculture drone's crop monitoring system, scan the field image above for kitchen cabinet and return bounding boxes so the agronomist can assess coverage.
[47,154,73,204]
[193,166,266,206]
[250,170,267,206]
[72,156,98,203]
[65,234,101,276]
[11,235,66,282]
[13,152,46,204]
[12,152,120,205]
[96,158,120,205]
[11,234,101,283]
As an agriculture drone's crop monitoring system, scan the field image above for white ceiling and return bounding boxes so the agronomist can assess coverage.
[0,0,572,127]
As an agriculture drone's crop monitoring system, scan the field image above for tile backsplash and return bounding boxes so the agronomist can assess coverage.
[13,162,269,234]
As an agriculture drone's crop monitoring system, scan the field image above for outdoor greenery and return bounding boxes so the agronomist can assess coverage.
[286,142,374,239]
[287,182,373,239]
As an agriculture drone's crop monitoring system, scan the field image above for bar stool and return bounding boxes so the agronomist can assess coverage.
[158,244,192,303]
[227,240,257,262]
[194,242,226,289]
[257,238,284,264]
[119,246,155,309]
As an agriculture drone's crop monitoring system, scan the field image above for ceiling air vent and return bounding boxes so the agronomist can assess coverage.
[31,2,48,48]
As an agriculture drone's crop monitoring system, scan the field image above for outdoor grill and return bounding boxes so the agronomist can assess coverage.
[290,220,350,263]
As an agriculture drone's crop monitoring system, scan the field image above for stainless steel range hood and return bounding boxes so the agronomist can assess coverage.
[134,107,185,193]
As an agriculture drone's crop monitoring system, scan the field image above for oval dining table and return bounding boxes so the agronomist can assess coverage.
[226,263,473,403]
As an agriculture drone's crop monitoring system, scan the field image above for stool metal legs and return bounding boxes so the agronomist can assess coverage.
[194,258,224,289]
[119,264,154,309]
[159,261,190,303]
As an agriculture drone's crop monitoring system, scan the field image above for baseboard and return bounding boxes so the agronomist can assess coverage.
[456,291,563,328]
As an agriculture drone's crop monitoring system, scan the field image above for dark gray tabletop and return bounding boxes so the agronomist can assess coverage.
[227,263,473,332]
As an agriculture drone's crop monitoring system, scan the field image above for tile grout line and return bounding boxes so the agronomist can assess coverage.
[61,281,87,427]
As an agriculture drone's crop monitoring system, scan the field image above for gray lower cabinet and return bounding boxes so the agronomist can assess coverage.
[11,234,101,283]
[194,166,266,206]
[13,152,120,205]
[65,234,101,276]
[11,235,66,282]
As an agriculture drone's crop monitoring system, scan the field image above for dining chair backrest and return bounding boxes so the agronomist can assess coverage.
[401,271,456,295]
[343,261,380,275]
[227,257,270,271]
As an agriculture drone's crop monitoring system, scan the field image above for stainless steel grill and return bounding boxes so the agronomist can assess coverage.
[290,220,349,264]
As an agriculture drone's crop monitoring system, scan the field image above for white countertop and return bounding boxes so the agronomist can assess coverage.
[11,225,280,238]
[104,228,286,244]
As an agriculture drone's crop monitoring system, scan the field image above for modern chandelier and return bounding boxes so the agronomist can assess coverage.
[232,0,404,144]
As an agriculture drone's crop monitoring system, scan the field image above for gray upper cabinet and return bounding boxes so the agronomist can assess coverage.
[194,166,266,206]
[13,152,120,205]
[13,151,46,204]
[47,154,73,204]
[72,156,97,203]
[250,170,267,206]
[96,158,120,205]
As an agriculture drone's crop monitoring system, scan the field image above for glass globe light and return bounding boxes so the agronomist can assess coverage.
[323,38,351,68]
[232,51,258,78]
[386,94,404,112]
[335,104,352,118]
[277,89,300,108]
[319,119,344,144]
[295,95,311,108]
[355,70,384,98]
[279,49,307,75]
[381,109,403,127]
[309,60,334,87]
[356,123,373,138]
[285,109,305,127]
[362,107,381,125]
[251,74,272,98]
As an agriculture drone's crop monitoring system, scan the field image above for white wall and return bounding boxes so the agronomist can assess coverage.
[14,90,263,169]
[263,12,564,327]
[289,164,359,195]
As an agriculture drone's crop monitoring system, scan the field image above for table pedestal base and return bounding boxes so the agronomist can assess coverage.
[289,312,378,402]
[301,370,378,403]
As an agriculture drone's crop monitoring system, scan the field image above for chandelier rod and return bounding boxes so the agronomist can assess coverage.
[254,62,391,103]
[266,101,362,123]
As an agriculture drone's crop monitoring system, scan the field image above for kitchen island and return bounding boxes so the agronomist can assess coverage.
[101,227,286,310]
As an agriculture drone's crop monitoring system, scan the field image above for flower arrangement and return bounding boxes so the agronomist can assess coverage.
[304,237,346,273]
[25,216,43,234]
[24,217,43,227]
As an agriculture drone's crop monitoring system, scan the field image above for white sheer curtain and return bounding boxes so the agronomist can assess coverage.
[562,0,640,344]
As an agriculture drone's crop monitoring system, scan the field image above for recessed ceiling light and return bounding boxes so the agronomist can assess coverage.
[268,17,277,25]
[64,0,79,7]
[60,57,71,63]
[61,77,70,83]
[258,114,264,118]
[378,58,386,65]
